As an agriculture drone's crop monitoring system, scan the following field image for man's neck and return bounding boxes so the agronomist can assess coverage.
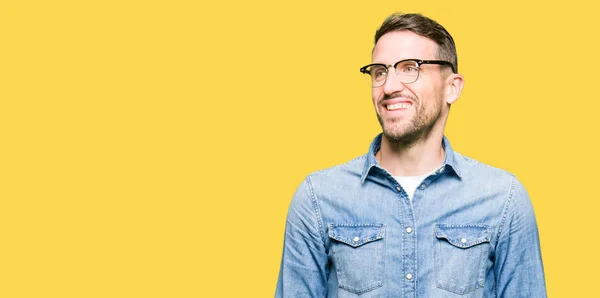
[376,133,445,177]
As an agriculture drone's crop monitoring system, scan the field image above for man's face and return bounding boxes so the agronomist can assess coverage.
[371,30,449,144]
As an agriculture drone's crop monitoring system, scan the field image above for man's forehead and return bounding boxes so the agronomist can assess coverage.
[372,30,438,62]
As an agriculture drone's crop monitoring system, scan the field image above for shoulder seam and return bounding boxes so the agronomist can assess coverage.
[496,176,516,244]
[306,175,327,245]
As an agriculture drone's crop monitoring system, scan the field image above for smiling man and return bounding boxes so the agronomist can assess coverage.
[276,13,546,297]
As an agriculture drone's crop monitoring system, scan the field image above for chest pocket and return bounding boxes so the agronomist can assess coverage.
[328,224,385,295]
[434,224,491,295]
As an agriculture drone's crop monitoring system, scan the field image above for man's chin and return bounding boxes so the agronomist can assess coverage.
[382,125,423,146]
[383,129,408,142]
[382,122,409,138]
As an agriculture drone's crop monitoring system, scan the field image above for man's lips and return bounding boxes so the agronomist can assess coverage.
[381,99,414,111]
[386,102,412,110]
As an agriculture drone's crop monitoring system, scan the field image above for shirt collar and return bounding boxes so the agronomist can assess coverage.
[360,133,464,183]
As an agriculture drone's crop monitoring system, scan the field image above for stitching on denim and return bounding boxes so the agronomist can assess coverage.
[339,281,383,295]
[435,225,492,247]
[329,235,384,247]
[496,176,516,244]
[306,175,327,245]
[381,228,387,292]
[327,225,385,247]
[409,195,418,295]
[435,235,488,294]
[436,224,491,228]
[330,222,386,294]
[397,189,405,298]
[436,282,483,295]
[446,151,464,178]
[440,238,490,248]
[329,223,385,227]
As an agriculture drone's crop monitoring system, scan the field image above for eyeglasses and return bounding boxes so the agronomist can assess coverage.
[359,59,456,88]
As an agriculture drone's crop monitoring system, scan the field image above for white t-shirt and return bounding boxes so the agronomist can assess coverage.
[393,167,440,200]
[393,174,428,201]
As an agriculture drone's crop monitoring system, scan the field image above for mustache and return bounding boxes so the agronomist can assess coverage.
[379,92,417,104]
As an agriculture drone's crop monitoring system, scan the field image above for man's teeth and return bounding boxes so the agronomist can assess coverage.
[386,103,411,110]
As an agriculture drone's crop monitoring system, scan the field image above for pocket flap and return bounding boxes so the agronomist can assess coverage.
[435,224,491,248]
[328,224,385,248]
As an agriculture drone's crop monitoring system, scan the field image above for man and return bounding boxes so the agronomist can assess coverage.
[276,13,546,297]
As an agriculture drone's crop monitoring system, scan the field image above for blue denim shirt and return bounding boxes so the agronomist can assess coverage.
[276,134,546,297]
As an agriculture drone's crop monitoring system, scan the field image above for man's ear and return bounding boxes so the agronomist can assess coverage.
[445,73,464,105]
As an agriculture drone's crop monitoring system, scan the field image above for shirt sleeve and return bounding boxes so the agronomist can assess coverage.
[494,177,547,297]
[275,176,328,297]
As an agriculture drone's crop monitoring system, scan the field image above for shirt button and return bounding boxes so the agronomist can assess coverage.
[353,237,360,242]
[461,238,467,244]
[406,273,413,280]
[419,184,426,190]
[438,167,445,174]
[406,227,412,233]
[396,186,401,191]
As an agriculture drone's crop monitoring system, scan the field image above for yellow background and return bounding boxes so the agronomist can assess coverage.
[1,0,598,296]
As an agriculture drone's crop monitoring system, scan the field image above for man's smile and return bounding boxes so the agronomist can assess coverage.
[386,102,412,110]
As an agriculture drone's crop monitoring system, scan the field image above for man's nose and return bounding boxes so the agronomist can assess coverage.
[382,69,407,95]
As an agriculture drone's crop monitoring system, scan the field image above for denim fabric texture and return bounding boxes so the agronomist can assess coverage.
[276,134,546,297]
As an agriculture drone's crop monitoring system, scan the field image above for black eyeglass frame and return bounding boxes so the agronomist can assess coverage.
[359,59,457,86]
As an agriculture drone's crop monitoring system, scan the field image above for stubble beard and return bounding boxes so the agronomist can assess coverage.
[377,99,442,148]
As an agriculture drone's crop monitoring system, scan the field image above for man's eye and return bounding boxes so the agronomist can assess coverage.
[403,66,418,73]
[373,69,387,78]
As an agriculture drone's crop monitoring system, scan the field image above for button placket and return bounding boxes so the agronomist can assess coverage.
[397,179,417,297]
